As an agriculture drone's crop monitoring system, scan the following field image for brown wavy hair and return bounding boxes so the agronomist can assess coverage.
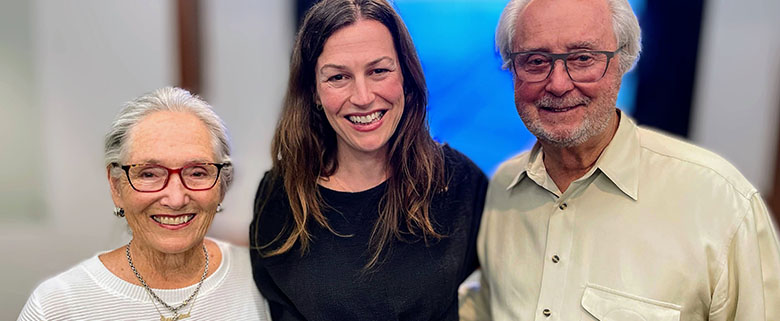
[254,0,445,270]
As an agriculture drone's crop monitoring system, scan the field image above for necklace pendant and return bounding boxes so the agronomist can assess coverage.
[160,313,190,321]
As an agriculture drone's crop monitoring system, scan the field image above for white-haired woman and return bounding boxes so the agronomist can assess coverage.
[18,87,270,321]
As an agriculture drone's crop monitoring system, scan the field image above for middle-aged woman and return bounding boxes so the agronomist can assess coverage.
[18,87,270,321]
[249,0,489,320]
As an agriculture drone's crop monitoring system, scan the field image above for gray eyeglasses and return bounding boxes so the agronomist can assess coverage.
[508,47,622,83]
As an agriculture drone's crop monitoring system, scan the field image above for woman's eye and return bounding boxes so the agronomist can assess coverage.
[372,68,390,75]
[134,168,165,180]
[187,168,208,177]
[327,74,346,82]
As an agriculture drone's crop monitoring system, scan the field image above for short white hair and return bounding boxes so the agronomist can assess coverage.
[104,87,234,196]
[495,0,641,73]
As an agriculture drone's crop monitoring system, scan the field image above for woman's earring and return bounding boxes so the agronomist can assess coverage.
[216,203,223,213]
[113,207,125,218]
[315,103,323,111]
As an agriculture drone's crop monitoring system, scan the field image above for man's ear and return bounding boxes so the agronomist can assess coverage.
[107,166,123,208]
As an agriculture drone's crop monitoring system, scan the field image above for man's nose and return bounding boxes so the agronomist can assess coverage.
[545,60,575,96]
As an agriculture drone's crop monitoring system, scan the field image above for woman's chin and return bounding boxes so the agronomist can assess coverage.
[142,237,204,255]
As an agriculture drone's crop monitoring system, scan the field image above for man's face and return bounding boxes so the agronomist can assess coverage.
[513,0,622,147]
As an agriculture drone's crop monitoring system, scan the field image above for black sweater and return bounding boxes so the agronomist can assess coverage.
[249,146,488,321]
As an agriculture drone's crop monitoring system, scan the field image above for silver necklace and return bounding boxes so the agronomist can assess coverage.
[148,291,196,321]
[126,241,209,320]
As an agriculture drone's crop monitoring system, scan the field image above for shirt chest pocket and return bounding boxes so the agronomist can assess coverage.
[580,284,681,321]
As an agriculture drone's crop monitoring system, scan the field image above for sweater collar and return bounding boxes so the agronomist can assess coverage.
[83,238,231,304]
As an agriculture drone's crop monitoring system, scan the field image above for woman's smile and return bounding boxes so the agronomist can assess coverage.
[150,213,196,229]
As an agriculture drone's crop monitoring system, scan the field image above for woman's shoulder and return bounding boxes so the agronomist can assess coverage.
[209,238,254,277]
[252,169,288,213]
[440,144,487,185]
[23,256,103,306]
[254,169,286,206]
[250,169,293,248]
[211,238,249,264]
[204,239,273,320]
[435,145,489,224]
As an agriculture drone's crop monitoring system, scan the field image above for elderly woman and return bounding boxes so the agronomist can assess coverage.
[18,87,270,321]
[249,0,488,320]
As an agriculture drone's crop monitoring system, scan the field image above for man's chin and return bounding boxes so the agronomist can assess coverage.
[528,125,588,147]
[539,134,585,148]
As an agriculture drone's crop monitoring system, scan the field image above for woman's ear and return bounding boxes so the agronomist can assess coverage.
[313,90,321,106]
[106,165,123,208]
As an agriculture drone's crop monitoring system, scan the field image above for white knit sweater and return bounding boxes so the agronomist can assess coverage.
[18,239,270,321]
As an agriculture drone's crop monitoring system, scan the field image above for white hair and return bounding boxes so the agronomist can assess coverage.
[104,87,234,196]
[496,0,642,73]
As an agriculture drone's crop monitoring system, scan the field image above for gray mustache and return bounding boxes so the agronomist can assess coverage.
[535,95,591,108]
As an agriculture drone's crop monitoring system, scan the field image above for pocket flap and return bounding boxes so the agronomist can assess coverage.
[581,284,681,321]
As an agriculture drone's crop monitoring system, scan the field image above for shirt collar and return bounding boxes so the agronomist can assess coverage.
[506,110,641,201]
[505,143,546,191]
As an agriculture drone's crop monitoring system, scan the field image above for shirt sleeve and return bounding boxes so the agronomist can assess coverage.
[17,291,45,321]
[459,152,489,283]
[709,192,780,320]
[752,193,780,320]
[249,254,308,321]
[458,269,492,321]
[459,180,493,321]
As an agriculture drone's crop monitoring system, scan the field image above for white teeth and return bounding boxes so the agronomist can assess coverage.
[152,214,194,225]
[542,106,574,112]
[348,111,385,124]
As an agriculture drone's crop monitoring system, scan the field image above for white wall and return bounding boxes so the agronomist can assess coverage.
[691,0,780,195]
[200,0,293,245]
[0,0,44,222]
[0,1,292,319]
[0,0,176,318]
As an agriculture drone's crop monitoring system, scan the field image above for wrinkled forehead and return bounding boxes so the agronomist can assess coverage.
[125,111,217,164]
[514,0,615,51]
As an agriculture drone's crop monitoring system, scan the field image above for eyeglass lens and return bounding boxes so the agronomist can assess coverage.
[127,164,219,192]
[513,51,610,83]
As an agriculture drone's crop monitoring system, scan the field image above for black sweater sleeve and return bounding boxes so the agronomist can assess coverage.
[249,171,307,321]
[441,145,489,282]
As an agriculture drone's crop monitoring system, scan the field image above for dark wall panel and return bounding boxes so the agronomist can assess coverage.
[633,0,706,137]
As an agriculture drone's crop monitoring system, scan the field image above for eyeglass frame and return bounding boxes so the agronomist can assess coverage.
[111,162,230,193]
[507,46,623,83]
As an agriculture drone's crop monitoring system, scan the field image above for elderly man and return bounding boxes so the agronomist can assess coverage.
[459,0,780,320]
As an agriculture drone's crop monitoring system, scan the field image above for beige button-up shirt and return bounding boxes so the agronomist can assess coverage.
[460,113,780,321]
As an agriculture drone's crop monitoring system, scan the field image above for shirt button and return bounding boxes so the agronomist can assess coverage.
[552,255,560,263]
[543,308,551,317]
[559,202,567,210]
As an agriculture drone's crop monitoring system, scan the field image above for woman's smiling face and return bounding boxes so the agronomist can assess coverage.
[110,110,222,254]
[315,19,405,158]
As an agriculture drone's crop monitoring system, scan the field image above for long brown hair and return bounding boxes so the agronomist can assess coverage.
[255,0,445,270]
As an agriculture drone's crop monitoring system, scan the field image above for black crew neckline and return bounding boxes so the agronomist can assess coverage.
[317,180,388,196]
